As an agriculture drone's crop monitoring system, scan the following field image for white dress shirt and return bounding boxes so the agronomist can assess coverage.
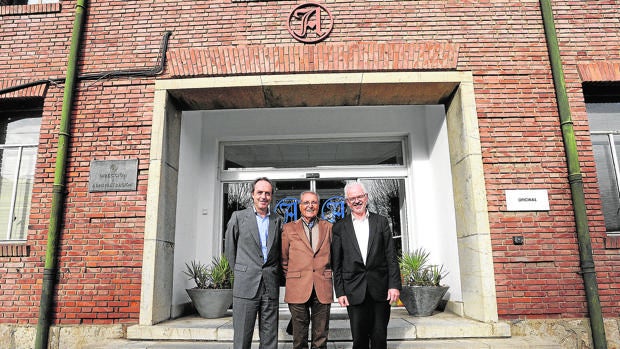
[352,211,370,265]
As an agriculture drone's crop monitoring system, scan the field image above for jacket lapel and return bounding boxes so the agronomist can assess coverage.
[243,208,260,248]
[266,212,279,252]
[344,215,364,260]
[315,220,328,252]
[295,220,313,251]
[366,213,378,256]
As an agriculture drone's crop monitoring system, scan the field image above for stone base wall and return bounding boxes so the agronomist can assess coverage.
[510,318,620,349]
[0,324,125,349]
[2,318,620,349]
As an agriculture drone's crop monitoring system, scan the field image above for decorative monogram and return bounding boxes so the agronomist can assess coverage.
[287,2,333,44]
[321,195,346,223]
[275,197,299,223]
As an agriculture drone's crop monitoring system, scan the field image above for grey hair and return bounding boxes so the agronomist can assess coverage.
[299,190,320,201]
[344,182,367,197]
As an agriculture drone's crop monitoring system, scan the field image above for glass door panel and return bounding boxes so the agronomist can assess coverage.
[222,182,253,235]
[316,179,347,224]
[358,179,405,257]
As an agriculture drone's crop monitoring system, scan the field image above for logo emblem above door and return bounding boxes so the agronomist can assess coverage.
[287,2,334,44]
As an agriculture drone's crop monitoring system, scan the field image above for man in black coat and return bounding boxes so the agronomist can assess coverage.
[331,182,401,349]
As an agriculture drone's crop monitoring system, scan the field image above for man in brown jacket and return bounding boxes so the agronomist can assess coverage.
[282,191,333,349]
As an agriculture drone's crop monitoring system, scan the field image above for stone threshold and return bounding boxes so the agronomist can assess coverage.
[127,308,512,342]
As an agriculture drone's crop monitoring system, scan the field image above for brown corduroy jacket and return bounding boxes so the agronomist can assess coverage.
[282,218,334,304]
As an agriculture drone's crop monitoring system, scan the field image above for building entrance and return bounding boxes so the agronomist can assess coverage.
[141,73,498,326]
[172,104,463,318]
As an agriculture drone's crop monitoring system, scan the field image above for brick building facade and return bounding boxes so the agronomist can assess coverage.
[1,0,619,348]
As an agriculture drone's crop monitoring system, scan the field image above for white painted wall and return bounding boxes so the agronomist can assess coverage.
[173,105,462,314]
[172,115,203,314]
[413,113,462,300]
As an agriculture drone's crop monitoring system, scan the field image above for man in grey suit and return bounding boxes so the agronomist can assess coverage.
[224,177,284,349]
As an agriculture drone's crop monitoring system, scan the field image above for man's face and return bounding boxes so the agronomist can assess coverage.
[345,183,368,216]
[252,180,273,212]
[299,192,319,222]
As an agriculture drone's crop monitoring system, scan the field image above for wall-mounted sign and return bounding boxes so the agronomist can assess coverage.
[505,189,550,211]
[287,2,333,43]
[89,159,138,192]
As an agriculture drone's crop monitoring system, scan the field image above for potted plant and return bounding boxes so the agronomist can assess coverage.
[183,254,234,318]
[398,247,449,316]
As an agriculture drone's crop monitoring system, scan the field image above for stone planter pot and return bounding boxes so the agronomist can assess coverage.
[186,288,233,318]
[399,285,449,317]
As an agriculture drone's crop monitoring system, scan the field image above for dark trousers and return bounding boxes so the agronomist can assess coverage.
[346,294,391,349]
[288,289,331,349]
[232,280,279,349]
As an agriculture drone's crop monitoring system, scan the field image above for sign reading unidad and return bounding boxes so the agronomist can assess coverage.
[89,159,138,192]
[505,189,550,211]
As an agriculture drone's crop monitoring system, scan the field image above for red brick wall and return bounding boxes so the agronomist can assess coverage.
[0,0,619,324]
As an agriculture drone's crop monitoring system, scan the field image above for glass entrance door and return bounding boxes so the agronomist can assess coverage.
[219,136,409,256]
[222,177,405,257]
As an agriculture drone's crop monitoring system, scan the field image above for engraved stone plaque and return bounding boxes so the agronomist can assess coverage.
[89,159,138,192]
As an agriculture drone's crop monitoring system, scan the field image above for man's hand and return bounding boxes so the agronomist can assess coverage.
[387,288,400,304]
[337,295,349,307]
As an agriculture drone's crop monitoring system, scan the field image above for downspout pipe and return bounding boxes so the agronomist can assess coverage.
[539,1,607,348]
[34,0,87,348]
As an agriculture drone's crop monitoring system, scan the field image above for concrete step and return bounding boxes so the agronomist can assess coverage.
[86,337,562,349]
[83,308,562,348]
[125,308,512,342]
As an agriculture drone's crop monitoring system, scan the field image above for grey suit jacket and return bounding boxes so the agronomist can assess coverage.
[224,207,283,300]
[331,212,401,305]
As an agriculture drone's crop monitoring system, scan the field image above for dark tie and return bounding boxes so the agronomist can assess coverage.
[306,220,315,249]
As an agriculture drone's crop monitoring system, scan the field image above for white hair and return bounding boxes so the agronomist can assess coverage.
[344,182,367,197]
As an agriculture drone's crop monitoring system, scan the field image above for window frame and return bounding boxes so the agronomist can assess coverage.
[0,142,38,240]
[585,82,620,236]
[0,101,42,243]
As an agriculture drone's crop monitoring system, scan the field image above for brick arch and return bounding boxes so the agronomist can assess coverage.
[578,62,620,82]
[165,42,459,78]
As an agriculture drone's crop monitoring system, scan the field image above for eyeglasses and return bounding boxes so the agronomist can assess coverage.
[346,193,368,202]
[301,201,319,206]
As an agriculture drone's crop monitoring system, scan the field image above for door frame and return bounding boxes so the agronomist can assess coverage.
[139,72,498,325]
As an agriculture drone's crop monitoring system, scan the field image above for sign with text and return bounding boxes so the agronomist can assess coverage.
[89,159,138,192]
[505,189,550,211]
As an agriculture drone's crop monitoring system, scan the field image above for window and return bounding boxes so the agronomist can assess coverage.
[0,102,41,241]
[587,99,620,235]
[223,139,405,170]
